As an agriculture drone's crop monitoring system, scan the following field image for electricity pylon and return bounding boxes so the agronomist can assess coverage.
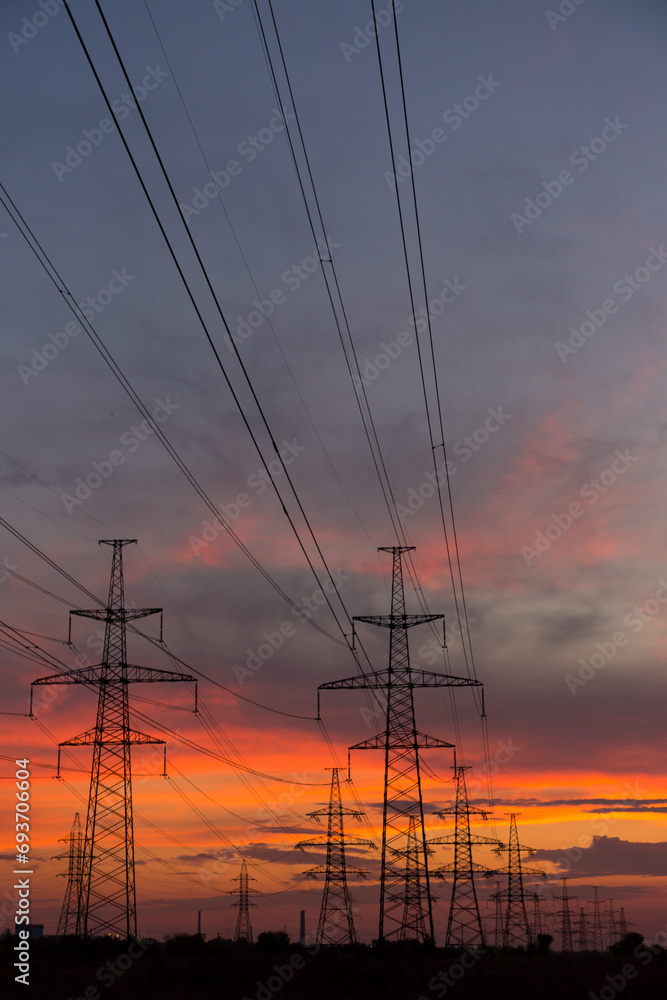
[296,768,375,945]
[493,882,503,947]
[493,814,546,948]
[590,887,604,951]
[529,891,543,939]
[32,539,196,939]
[608,897,617,947]
[429,766,503,947]
[617,907,628,938]
[555,877,576,951]
[319,546,483,944]
[54,812,83,935]
[228,859,258,942]
[578,906,589,951]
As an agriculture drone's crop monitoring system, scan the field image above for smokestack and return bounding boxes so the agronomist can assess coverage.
[299,909,305,947]
[197,910,201,936]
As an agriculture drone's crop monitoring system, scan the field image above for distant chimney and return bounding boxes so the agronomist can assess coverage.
[299,910,305,947]
[197,910,201,936]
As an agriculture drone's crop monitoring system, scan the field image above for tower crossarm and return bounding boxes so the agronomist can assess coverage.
[71,608,162,623]
[493,865,547,879]
[32,665,196,685]
[296,837,376,852]
[61,728,165,746]
[304,865,369,880]
[319,668,482,691]
[428,833,504,850]
[433,862,497,878]
[353,614,443,629]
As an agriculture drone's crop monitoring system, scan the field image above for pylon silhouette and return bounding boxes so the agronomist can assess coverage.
[493,881,503,947]
[54,812,83,935]
[228,859,258,942]
[608,897,617,947]
[578,906,589,951]
[429,766,503,947]
[297,768,375,945]
[555,877,576,951]
[617,906,628,939]
[319,546,482,943]
[590,887,604,951]
[494,814,546,948]
[32,539,196,938]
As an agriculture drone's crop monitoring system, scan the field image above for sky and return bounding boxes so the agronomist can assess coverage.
[2,0,667,947]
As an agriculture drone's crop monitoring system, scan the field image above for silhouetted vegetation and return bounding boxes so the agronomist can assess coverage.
[3,931,667,999]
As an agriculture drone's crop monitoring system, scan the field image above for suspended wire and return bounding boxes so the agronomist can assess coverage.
[68,0,368,671]
[0,188,342,648]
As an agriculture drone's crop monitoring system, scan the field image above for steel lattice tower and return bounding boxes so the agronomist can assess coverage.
[296,768,375,946]
[608,897,617,947]
[556,877,576,951]
[32,539,196,939]
[618,907,628,938]
[530,891,543,939]
[494,814,545,949]
[228,859,257,942]
[319,546,482,943]
[398,815,429,941]
[493,882,503,947]
[430,766,503,948]
[578,906,589,951]
[590,887,604,951]
[54,812,84,935]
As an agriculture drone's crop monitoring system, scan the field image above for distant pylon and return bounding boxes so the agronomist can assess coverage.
[398,816,428,941]
[590,887,604,951]
[319,546,482,943]
[556,877,576,951]
[608,897,617,947]
[494,815,546,949]
[578,906,589,951]
[54,812,83,935]
[430,766,503,948]
[618,907,628,938]
[297,768,375,946]
[493,881,503,947]
[32,540,197,938]
[228,859,258,942]
[530,891,543,939]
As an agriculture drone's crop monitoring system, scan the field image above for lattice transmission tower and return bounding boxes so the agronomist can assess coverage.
[494,814,546,948]
[578,906,589,951]
[229,859,258,942]
[296,767,375,945]
[430,766,503,948]
[590,886,604,951]
[556,877,576,951]
[319,546,482,944]
[54,812,84,935]
[32,539,196,939]
[617,907,628,939]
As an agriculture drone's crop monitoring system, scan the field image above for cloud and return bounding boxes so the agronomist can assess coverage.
[532,836,667,876]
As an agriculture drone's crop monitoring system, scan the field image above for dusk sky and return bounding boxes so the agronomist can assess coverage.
[2,0,667,946]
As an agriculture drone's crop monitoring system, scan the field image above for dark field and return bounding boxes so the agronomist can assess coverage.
[4,934,667,1000]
